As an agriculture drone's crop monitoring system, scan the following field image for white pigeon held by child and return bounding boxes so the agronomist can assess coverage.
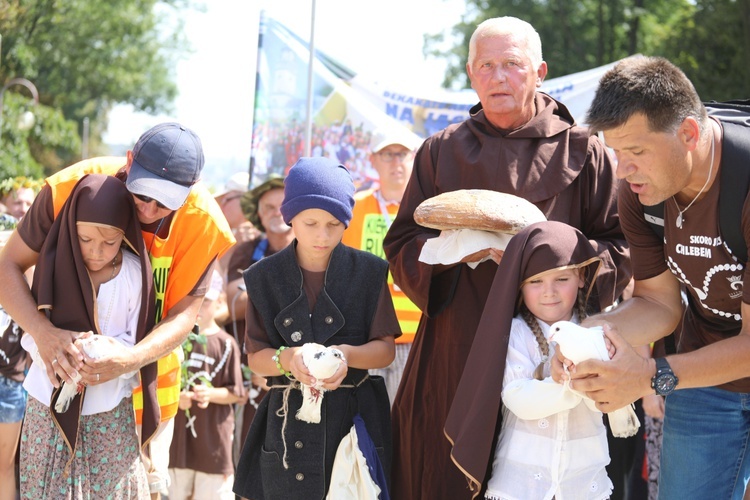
[296,342,346,424]
[549,320,640,438]
[54,336,137,413]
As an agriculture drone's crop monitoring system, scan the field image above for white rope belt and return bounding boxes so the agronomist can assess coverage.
[270,375,370,469]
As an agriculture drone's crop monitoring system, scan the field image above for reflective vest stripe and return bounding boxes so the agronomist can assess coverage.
[391,286,420,343]
[132,350,181,422]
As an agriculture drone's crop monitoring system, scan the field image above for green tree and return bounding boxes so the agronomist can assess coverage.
[0,90,79,180]
[426,0,747,101]
[662,0,750,100]
[0,0,196,179]
[425,0,680,88]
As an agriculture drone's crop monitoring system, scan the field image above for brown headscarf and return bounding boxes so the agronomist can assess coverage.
[30,174,159,460]
[444,220,602,497]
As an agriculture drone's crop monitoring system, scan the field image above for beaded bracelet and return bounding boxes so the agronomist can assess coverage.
[272,346,292,377]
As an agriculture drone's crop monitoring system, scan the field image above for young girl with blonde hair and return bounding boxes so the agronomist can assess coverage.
[446,220,613,499]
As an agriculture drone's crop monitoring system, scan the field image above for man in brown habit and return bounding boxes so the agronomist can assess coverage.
[383,16,632,499]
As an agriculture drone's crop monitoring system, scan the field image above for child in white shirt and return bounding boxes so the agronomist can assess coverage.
[446,221,613,500]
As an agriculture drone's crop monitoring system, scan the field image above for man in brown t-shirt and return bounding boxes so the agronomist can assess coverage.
[562,56,750,499]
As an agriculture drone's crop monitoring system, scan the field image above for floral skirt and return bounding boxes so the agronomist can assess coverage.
[20,395,149,499]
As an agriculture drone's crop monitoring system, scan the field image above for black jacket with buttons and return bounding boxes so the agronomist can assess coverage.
[233,241,394,500]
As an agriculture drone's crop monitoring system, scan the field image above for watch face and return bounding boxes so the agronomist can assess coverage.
[655,374,677,394]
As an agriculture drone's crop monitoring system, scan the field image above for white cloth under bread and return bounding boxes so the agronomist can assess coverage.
[418,229,512,268]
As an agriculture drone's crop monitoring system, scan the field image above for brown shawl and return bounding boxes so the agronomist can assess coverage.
[30,174,159,460]
[444,221,602,497]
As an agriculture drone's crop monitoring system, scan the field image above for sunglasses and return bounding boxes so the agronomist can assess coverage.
[133,193,170,210]
[376,151,412,162]
[221,194,243,204]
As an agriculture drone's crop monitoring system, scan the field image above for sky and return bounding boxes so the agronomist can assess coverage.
[103,0,468,189]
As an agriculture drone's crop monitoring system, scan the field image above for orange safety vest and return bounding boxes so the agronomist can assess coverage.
[46,158,235,422]
[341,190,420,343]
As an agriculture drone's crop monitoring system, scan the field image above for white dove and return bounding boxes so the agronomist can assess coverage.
[54,336,136,413]
[548,320,640,438]
[296,342,345,424]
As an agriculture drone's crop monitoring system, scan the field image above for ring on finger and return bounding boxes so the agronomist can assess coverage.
[96,373,100,382]
[51,358,59,365]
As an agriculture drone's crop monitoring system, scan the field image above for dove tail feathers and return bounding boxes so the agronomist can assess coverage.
[296,384,324,424]
[608,404,640,438]
[54,384,77,413]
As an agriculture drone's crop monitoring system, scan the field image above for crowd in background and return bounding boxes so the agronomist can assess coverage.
[250,119,380,190]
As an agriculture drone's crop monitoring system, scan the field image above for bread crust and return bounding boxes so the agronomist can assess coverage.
[414,189,546,233]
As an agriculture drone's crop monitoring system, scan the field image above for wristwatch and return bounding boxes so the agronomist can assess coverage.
[651,357,679,396]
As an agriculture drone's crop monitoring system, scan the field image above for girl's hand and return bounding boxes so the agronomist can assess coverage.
[192,384,211,409]
[551,347,574,383]
[319,345,349,390]
[320,359,348,391]
[179,390,193,410]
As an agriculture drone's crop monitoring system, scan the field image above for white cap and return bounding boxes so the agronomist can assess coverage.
[214,172,250,198]
[370,129,422,153]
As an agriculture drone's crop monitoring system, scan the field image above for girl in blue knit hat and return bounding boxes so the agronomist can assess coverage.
[233,157,400,499]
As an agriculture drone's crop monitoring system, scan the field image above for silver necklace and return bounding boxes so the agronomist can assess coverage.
[673,130,715,229]
[109,253,119,280]
[101,251,120,334]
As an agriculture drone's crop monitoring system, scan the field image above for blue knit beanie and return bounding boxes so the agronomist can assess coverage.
[280,157,355,227]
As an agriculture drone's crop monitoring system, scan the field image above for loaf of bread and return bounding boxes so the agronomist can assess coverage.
[414,189,546,233]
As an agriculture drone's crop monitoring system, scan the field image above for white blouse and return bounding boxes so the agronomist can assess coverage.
[23,250,142,415]
[485,315,613,500]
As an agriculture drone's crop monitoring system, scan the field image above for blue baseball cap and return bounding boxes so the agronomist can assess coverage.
[126,123,204,210]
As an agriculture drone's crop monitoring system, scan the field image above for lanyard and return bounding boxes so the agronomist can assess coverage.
[252,237,269,263]
[374,190,396,229]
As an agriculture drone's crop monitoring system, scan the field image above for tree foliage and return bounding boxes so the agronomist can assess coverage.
[427,0,749,101]
[664,0,750,101]
[0,0,196,179]
[0,91,79,180]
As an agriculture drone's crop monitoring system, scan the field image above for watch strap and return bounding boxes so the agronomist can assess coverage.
[654,357,671,375]
[652,357,678,396]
